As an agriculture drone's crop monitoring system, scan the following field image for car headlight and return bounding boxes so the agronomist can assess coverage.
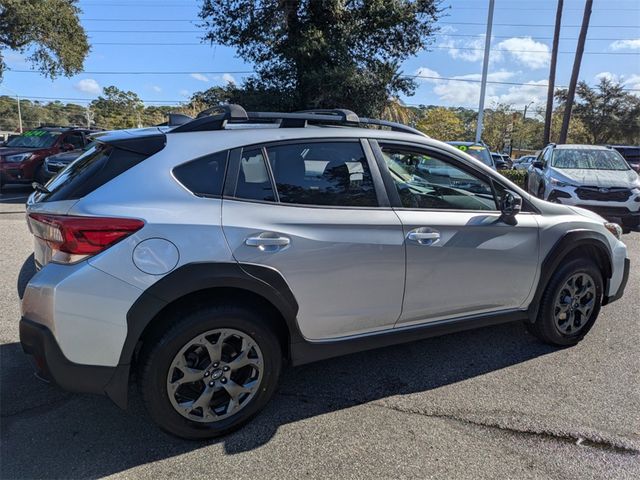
[5,153,33,163]
[604,222,623,240]
[549,177,575,188]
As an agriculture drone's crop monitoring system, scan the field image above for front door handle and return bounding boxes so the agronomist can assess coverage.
[407,229,440,245]
[245,233,290,249]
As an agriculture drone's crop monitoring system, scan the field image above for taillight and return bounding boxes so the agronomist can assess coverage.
[28,213,144,262]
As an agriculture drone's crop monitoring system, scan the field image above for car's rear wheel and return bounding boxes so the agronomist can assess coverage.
[139,304,282,439]
[527,258,603,346]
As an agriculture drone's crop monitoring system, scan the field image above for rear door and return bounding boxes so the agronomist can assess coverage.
[221,139,406,341]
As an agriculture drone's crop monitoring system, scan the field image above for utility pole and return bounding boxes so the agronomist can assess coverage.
[475,0,495,144]
[543,0,563,145]
[559,0,592,143]
[16,94,22,133]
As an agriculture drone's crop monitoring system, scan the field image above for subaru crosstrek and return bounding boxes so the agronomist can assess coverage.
[20,106,630,439]
[527,144,640,232]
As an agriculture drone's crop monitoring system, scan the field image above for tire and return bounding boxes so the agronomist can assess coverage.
[527,258,603,346]
[139,303,282,439]
[34,166,47,185]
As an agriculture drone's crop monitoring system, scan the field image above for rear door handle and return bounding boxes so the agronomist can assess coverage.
[407,229,440,245]
[245,233,290,248]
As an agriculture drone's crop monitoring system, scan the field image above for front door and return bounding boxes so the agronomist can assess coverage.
[222,139,406,340]
[374,142,540,327]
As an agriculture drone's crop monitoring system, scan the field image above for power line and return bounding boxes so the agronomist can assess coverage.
[5,68,639,92]
[78,19,640,28]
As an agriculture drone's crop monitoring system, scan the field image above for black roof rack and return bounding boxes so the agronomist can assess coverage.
[170,103,427,137]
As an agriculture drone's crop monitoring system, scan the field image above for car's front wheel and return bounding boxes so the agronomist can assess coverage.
[139,304,282,439]
[527,258,603,346]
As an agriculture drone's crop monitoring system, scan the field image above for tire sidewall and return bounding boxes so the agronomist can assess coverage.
[538,259,603,346]
[141,307,282,440]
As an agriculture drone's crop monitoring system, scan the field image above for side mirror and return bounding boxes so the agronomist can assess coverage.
[532,160,544,169]
[500,190,522,218]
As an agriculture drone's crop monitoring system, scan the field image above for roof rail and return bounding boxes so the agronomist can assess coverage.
[157,113,193,127]
[169,104,427,137]
[170,104,248,133]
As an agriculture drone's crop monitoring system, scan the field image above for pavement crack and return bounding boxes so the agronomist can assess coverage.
[369,402,640,455]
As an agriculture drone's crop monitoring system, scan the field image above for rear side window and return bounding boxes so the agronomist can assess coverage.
[265,141,377,207]
[38,143,147,202]
[173,150,228,197]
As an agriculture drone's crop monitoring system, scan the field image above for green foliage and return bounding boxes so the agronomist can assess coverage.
[199,0,442,116]
[89,86,146,130]
[0,0,89,81]
[555,78,640,145]
[498,169,527,189]
[416,106,465,140]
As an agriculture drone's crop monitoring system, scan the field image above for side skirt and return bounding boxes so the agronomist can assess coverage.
[290,309,527,366]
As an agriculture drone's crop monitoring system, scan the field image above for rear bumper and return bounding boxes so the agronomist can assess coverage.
[19,317,129,408]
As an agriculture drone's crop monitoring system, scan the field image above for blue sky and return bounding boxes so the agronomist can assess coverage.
[1,0,639,112]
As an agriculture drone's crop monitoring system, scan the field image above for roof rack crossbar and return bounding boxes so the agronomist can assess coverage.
[171,104,248,133]
[295,109,360,123]
[358,118,427,137]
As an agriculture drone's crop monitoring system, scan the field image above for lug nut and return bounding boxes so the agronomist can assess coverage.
[204,371,209,377]
[221,378,227,384]
[209,381,215,387]
[213,363,219,368]
[223,366,230,371]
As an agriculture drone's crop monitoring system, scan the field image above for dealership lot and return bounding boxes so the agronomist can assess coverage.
[0,186,638,479]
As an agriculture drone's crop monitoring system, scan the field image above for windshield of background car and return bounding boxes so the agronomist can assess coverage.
[5,130,61,148]
[551,149,630,170]
[450,144,493,167]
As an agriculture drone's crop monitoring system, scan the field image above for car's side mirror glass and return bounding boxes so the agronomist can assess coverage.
[532,160,544,169]
[500,190,522,218]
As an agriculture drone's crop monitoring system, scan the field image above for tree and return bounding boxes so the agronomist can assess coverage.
[416,107,464,140]
[90,86,144,130]
[199,0,441,116]
[0,0,89,81]
[481,104,515,152]
[555,78,640,144]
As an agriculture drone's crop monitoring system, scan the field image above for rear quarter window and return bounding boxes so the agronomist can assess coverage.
[173,150,228,197]
[38,143,148,202]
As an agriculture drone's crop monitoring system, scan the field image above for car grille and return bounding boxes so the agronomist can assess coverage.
[575,204,632,217]
[575,187,631,202]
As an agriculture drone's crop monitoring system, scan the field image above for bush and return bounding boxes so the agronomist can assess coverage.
[498,169,527,189]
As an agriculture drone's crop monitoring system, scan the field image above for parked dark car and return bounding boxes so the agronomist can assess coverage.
[491,152,513,170]
[610,145,640,173]
[43,141,97,180]
[0,127,98,186]
[447,141,496,169]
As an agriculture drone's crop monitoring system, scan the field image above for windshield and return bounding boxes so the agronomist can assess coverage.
[6,130,61,148]
[551,149,630,171]
[448,143,493,167]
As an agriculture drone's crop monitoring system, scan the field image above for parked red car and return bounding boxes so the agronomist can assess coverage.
[0,127,97,186]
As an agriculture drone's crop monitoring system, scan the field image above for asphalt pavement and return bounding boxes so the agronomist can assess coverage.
[1,186,638,479]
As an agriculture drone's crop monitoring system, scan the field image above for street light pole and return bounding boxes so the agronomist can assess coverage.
[475,0,496,144]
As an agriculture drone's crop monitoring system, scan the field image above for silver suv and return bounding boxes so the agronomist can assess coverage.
[20,106,630,439]
[527,144,640,232]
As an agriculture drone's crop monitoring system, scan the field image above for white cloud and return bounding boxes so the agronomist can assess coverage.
[151,85,162,93]
[415,68,516,106]
[439,35,503,63]
[190,73,209,82]
[610,39,640,50]
[221,73,236,85]
[497,37,550,69]
[74,78,101,95]
[179,89,190,98]
[489,80,548,109]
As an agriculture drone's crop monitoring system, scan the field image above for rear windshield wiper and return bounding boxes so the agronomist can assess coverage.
[32,182,51,194]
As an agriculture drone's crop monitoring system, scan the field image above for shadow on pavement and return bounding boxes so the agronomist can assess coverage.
[0,184,31,206]
[3,257,558,479]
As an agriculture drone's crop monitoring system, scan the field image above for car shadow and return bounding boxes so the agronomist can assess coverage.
[0,184,31,206]
[3,256,558,479]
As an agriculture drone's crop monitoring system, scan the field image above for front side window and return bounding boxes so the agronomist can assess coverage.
[551,149,630,171]
[64,132,85,149]
[235,148,275,201]
[381,145,497,211]
[265,141,377,207]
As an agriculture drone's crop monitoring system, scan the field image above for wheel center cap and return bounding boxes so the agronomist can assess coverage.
[210,369,224,380]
